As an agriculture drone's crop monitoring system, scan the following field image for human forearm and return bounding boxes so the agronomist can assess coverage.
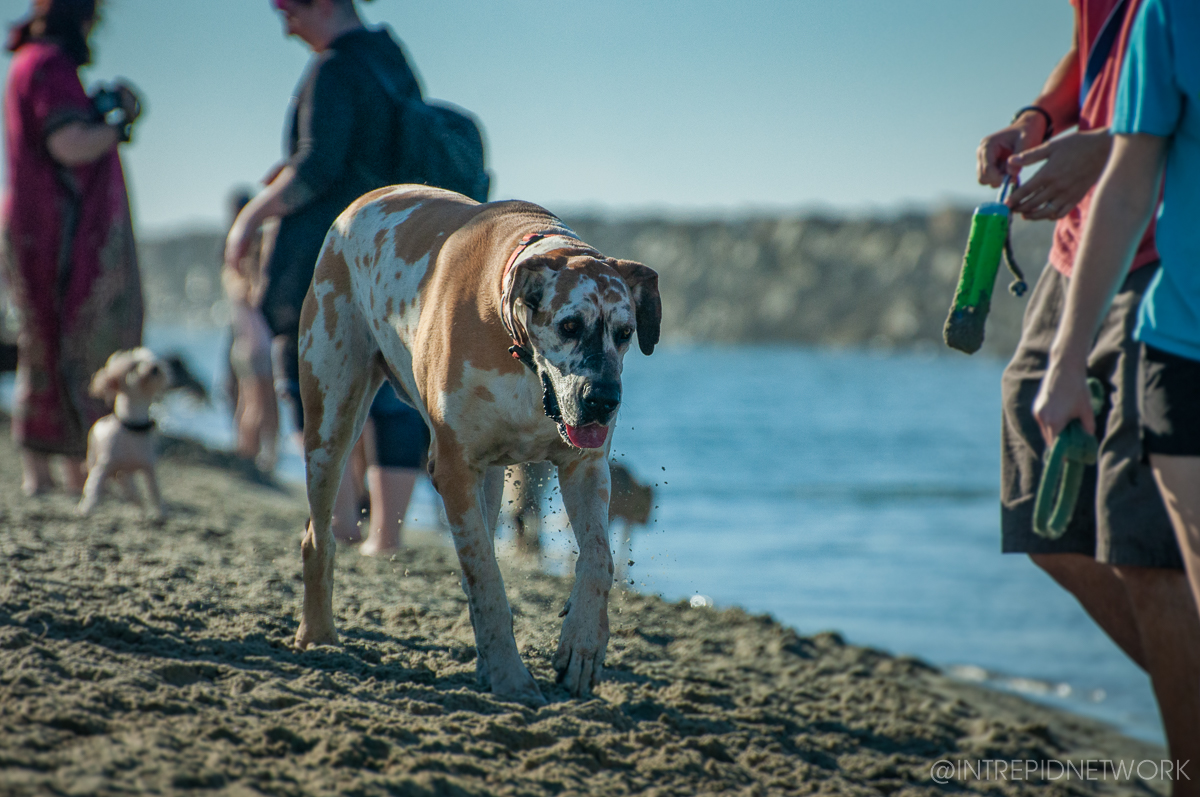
[224,167,306,272]
[1025,46,1083,136]
[239,167,305,228]
[1050,134,1167,364]
[977,19,1081,186]
[46,121,119,167]
[1032,134,1166,441]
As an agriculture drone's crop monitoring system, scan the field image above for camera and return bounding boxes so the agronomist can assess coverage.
[89,83,139,143]
[91,85,127,124]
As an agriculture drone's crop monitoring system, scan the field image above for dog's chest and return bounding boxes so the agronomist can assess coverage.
[90,416,157,470]
[439,363,564,466]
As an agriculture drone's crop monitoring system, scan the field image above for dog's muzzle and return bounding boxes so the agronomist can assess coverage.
[527,350,616,450]
[558,379,620,450]
[580,380,620,425]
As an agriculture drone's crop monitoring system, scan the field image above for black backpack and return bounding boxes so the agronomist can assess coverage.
[353,46,490,203]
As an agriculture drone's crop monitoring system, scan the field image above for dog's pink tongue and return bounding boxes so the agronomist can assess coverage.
[564,423,609,449]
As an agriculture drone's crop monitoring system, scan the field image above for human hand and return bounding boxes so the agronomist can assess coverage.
[225,215,252,275]
[1006,129,1112,220]
[262,162,287,185]
[113,82,142,124]
[1033,356,1096,445]
[977,113,1048,187]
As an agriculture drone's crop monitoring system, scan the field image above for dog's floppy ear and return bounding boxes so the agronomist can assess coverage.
[509,255,567,315]
[609,259,661,355]
[89,351,132,403]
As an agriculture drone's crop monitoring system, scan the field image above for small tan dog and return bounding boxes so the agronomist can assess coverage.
[508,459,653,563]
[78,348,170,517]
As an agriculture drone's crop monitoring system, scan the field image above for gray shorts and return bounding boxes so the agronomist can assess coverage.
[1000,263,1182,569]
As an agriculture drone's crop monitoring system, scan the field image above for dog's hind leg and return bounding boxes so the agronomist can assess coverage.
[434,448,545,706]
[294,255,383,650]
[554,454,614,698]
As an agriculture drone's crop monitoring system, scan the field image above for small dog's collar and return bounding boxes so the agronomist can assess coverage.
[119,418,156,433]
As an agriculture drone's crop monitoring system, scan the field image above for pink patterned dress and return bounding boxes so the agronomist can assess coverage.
[2,40,143,456]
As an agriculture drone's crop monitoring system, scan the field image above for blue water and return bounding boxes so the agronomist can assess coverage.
[0,328,1162,744]
[607,344,1158,744]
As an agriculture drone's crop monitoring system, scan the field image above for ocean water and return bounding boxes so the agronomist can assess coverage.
[0,327,1161,744]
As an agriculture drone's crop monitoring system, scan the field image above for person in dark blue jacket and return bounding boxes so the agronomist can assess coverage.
[225,0,430,545]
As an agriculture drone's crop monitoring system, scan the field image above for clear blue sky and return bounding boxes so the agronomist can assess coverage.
[1,0,1073,233]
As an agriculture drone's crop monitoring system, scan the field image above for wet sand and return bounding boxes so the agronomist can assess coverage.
[0,427,1169,796]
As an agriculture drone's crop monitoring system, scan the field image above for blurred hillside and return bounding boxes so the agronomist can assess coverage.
[120,208,1054,359]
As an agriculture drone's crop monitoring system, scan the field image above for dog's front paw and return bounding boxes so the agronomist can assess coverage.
[294,621,338,650]
[553,604,609,698]
[488,662,546,707]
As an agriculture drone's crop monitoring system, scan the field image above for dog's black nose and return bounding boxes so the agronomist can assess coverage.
[582,380,621,419]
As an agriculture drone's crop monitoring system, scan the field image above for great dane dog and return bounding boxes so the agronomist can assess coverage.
[294,185,660,705]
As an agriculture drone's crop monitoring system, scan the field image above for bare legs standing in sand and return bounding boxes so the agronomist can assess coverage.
[358,414,421,556]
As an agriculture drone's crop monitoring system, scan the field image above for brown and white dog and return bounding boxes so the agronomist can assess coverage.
[295,186,660,705]
[78,348,171,517]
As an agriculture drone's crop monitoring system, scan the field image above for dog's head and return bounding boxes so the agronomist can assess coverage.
[89,347,171,407]
[509,254,660,449]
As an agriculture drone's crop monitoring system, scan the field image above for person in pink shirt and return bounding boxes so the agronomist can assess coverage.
[977,0,1199,771]
[3,0,144,496]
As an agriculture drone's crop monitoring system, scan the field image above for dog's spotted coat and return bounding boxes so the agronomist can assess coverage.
[294,186,660,705]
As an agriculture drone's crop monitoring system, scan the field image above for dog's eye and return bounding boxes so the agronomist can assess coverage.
[614,327,633,346]
[558,318,581,338]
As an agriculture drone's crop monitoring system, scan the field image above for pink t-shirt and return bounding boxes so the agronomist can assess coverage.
[1052,0,1159,276]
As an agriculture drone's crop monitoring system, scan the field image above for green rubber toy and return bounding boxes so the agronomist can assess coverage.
[944,201,1010,354]
[1033,378,1105,540]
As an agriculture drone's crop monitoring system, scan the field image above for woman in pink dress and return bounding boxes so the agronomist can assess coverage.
[3,0,144,495]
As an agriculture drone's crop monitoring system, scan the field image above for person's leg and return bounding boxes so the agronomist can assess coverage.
[360,466,420,556]
[1141,345,1200,607]
[358,388,430,555]
[1002,268,1148,661]
[234,375,258,460]
[20,449,52,496]
[332,435,368,544]
[270,333,305,454]
[1094,281,1200,785]
[254,377,280,473]
[60,456,87,495]
[1150,455,1200,615]
[1029,553,1146,668]
[1115,563,1200,794]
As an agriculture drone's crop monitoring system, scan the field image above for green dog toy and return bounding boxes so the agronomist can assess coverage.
[944,177,1028,354]
[1033,378,1105,540]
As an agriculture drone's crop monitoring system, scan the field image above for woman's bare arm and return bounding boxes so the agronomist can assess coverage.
[46,121,119,167]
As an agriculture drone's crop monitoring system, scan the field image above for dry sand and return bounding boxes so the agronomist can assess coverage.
[0,427,1171,796]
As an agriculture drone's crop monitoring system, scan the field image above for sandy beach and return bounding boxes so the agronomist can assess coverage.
[0,425,1172,797]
